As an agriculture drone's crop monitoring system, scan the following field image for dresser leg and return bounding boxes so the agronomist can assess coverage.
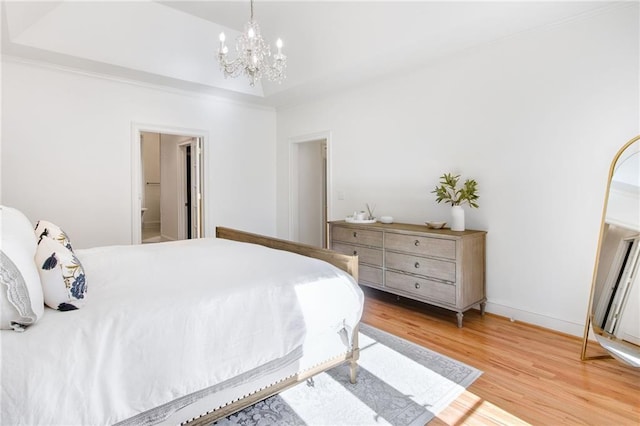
[456,312,463,328]
[480,301,486,316]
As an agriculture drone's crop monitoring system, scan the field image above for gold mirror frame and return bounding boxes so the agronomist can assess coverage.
[581,134,640,364]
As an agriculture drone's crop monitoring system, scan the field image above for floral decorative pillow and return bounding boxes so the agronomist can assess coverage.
[34,220,73,251]
[35,236,87,311]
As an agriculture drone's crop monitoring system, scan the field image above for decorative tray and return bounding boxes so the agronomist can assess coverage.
[345,216,377,224]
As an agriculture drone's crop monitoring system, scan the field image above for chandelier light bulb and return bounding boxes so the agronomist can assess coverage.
[276,38,283,53]
[248,27,255,38]
[219,32,226,52]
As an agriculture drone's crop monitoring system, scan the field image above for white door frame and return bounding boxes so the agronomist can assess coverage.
[131,123,208,244]
[288,131,332,246]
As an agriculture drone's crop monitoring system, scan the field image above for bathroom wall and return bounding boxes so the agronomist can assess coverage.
[141,132,161,228]
[159,134,192,241]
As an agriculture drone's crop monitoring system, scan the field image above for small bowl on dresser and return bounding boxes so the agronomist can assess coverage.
[379,216,394,224]
[426,221,446,229]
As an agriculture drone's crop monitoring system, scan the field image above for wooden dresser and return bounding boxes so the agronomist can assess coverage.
[329,220,486,327]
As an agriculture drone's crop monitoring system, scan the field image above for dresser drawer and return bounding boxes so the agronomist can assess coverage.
[331,226,383,248]
[385,270,456,305]
[331,242,383,267]
[385,233,456,260]
[360,265,383,287]
[385,251,456,282]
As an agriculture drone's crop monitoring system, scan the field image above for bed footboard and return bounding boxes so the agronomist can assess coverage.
[215,226,359,281]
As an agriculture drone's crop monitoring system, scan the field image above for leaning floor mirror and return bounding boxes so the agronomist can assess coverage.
[581,135,640,367]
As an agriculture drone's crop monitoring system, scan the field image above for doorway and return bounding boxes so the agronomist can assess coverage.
[178,140,202,240]
[289,133,330,248]
[132,125,205,244]
[596,235,640,335]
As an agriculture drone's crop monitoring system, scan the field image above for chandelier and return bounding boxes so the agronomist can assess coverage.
[217,0,287,87]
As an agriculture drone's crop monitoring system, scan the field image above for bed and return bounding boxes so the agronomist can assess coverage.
[0,205,363,426]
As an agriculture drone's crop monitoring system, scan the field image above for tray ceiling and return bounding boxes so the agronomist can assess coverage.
[2,1,615,107]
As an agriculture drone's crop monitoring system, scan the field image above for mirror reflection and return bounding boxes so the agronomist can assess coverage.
[584,136,640,367]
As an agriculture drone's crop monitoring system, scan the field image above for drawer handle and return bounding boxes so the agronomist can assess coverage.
[353,250,358,256]
[414,240,420,246]
[414,262,420,269]
[414,282,421,289]
[353,232,358,238]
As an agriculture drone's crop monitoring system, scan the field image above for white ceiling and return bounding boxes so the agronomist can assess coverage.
[2,1,617,107]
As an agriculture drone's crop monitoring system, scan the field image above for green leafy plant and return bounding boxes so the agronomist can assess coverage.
[431,173,479,208]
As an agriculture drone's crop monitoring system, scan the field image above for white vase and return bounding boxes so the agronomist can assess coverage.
[451,205,465,231]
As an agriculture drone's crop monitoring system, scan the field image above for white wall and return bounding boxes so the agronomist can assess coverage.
[159,134,191,241]
[1,59,277,248]
[159,134,178,241]
[141,132,161,227]
[276,5,639,335]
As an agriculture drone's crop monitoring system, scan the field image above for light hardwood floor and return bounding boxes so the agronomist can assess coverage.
[360,288,640,425]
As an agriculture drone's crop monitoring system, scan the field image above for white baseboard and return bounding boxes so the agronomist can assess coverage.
[485,301,585,338]
[621,332,640,346]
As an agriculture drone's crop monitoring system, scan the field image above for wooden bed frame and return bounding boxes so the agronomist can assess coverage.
[184,227,361,425]
[216,227,359,282]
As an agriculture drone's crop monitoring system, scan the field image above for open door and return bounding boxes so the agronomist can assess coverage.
[597,236,640,334]
[190,137,203,239]
[179,138,202,239]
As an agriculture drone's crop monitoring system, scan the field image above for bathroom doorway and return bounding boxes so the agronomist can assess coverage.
[132,125,205,244]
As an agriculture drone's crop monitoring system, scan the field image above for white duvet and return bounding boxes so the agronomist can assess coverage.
[1,237,363,426]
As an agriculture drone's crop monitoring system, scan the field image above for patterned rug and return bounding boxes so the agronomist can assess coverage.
[213,323,482,426]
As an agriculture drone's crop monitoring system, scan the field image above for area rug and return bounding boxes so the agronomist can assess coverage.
[213,323,482,426]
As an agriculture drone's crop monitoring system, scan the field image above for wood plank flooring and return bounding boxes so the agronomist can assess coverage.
[360,288,640,425]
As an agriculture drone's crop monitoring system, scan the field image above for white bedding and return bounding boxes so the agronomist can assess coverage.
[1,237,363,426]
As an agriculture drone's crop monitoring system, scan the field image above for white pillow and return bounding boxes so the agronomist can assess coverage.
[34,220,73,250]
[35,236,87,310]
[0,206,44,330]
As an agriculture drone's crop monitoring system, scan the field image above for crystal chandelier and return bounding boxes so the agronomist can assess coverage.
[217,0,287,87]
